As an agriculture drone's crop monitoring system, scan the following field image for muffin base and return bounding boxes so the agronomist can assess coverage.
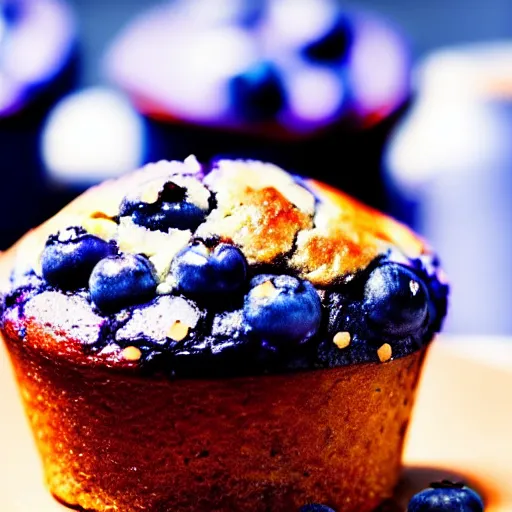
[2,325,427,512]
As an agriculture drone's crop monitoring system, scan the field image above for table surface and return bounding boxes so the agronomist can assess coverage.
[0,336,511,511]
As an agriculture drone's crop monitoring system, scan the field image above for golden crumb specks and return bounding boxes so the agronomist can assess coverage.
[377,343,392,363]
[121,346,142,361]
[168,320,189,342]
[333,332,351,349]
[251,281,278,299]
[140,179,163,204]
[83,216,118,241]
[89,211,115,220]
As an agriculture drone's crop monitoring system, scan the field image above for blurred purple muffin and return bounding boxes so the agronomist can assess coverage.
[105,0,411,208]
[0,0,77,250]
[0,0,76,117]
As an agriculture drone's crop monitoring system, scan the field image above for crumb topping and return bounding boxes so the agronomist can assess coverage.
[199,186,312,264]
[116,218,191,280]
[12,158,427,288]
[122,346,142,361]
[333,332,351,349]
[168,321,190,342]
[204,160,316,216]
[1,157,448,375]
[377,343,393,363]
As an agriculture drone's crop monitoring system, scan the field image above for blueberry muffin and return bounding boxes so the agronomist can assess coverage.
[0,157,448,512]
[105,0,410,208]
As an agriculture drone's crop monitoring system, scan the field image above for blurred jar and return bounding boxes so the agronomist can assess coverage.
[385,43,512,335]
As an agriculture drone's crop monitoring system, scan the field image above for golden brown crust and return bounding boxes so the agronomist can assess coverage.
[211,186,312,264]
[3,325,427,512]
[306,179,426,258]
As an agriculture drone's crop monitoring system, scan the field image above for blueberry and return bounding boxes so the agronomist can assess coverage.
[41,227,116,290]
[171,242,247,297]
[302,15,353,62]
[1,1,21,24]
[300,505,335,512]
[131,201,206,231]
[364,263,429,337]
[243,274,321,343]
[408,481,484,512]
[236,1,266,27]
[89,254,157,312]
[229,62,286,121]
[120,182,208,232]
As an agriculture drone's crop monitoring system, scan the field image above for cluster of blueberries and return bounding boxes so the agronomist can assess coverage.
[300,481,484,511]
[15,175,447,373]
[40,226,323,345]
[36,238,447,377]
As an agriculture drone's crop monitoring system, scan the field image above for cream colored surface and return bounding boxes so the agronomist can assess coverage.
[0,337,510,510]
[405,337,512,512]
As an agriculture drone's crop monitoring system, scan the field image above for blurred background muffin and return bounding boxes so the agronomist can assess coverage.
[0,0,77,249]
[104,0,411,211]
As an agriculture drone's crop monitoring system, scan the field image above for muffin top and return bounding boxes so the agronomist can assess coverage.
[0,157,448,377]
[106,0,410,136]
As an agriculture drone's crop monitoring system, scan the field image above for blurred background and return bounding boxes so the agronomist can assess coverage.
[73,0,512,87]
[2,0,512,336]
